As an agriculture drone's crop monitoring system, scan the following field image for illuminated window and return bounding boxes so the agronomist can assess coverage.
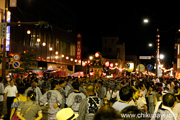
[177,59,180,68]
[70,44,76,57]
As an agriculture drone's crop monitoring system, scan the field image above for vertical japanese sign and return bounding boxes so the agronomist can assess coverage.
[6,11,11,51]
[3,11,11,51]
[0,23,7,39]
[76,33,82,64]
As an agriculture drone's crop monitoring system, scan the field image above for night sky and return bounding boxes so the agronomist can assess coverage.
[58,2,180,68]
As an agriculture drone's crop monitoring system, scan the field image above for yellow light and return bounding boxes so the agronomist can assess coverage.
[95,52,99,58]
[70,58,73,61]
[66,56,69,60]
[75,59,77,62]
[27,30,31,34]
[49,47,53,51]
[37,38,41,43]
[55,56,58,59]
[89,56,93,60]
[42,42,46,46]
[61,54,64,58]
[55,51,58,55]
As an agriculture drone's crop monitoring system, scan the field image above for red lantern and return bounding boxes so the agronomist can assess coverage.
[105,61,109,67]
[95,52,100,58]
[110,63,113,68]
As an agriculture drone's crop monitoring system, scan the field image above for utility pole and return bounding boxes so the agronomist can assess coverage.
[2,0,8,81]
[156,28,160,78]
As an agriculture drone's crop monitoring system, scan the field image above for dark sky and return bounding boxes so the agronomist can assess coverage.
[13,1,180,68]
[58,2,180,68]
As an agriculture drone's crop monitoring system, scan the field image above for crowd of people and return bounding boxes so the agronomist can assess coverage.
[0,75,180,120]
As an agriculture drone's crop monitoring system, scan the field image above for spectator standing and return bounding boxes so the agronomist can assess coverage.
[79,82,86,96]
[16,90,43,120]
[64,79,73,97]
[146,85,156,114]
[10,86,27,120]
[40,80,63,120]
[0,77,4,118]
[173,94,180,120]
[4,79,18,119]
[37,77,44,93]
[57,80,66,108]
[24,80,42,104]
[112,86,133,112]
[66,81,86,113]
[152,93,176,120]
[78,85,103,120]
[139,83,147,99]
[97,81,106,102]
[42,78,51,93]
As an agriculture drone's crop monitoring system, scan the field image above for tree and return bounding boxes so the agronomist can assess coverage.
[20,51,37,70]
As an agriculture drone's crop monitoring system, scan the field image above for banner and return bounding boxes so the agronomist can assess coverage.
[76,34,82,63]
[6,11,11,51]
[0,23,7,39]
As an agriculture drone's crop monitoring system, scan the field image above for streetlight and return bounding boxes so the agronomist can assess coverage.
[148,43,153,47]
[160,54,165,60]
[89,56,93,60]
[27,30,31,34]
[143,18,160,77]
[143,18,149,24]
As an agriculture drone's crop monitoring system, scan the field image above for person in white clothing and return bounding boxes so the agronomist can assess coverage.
[24,80,42,104]
[151,93,176,120]
[139,83,147,98]
[112,86,133,112]
[173,94,180,120]
[4,79,18,119]
[66,81,86,113]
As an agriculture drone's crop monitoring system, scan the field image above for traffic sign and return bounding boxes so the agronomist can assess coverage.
[139,56,151,60]
[137,64,145,72]
[13,54,20,61]
[147,64,153,70]
[12,61,20,68]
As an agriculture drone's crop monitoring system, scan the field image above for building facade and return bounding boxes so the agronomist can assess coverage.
[102,37,125,61]
[10,24,77,74]
[0,0,78,76]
